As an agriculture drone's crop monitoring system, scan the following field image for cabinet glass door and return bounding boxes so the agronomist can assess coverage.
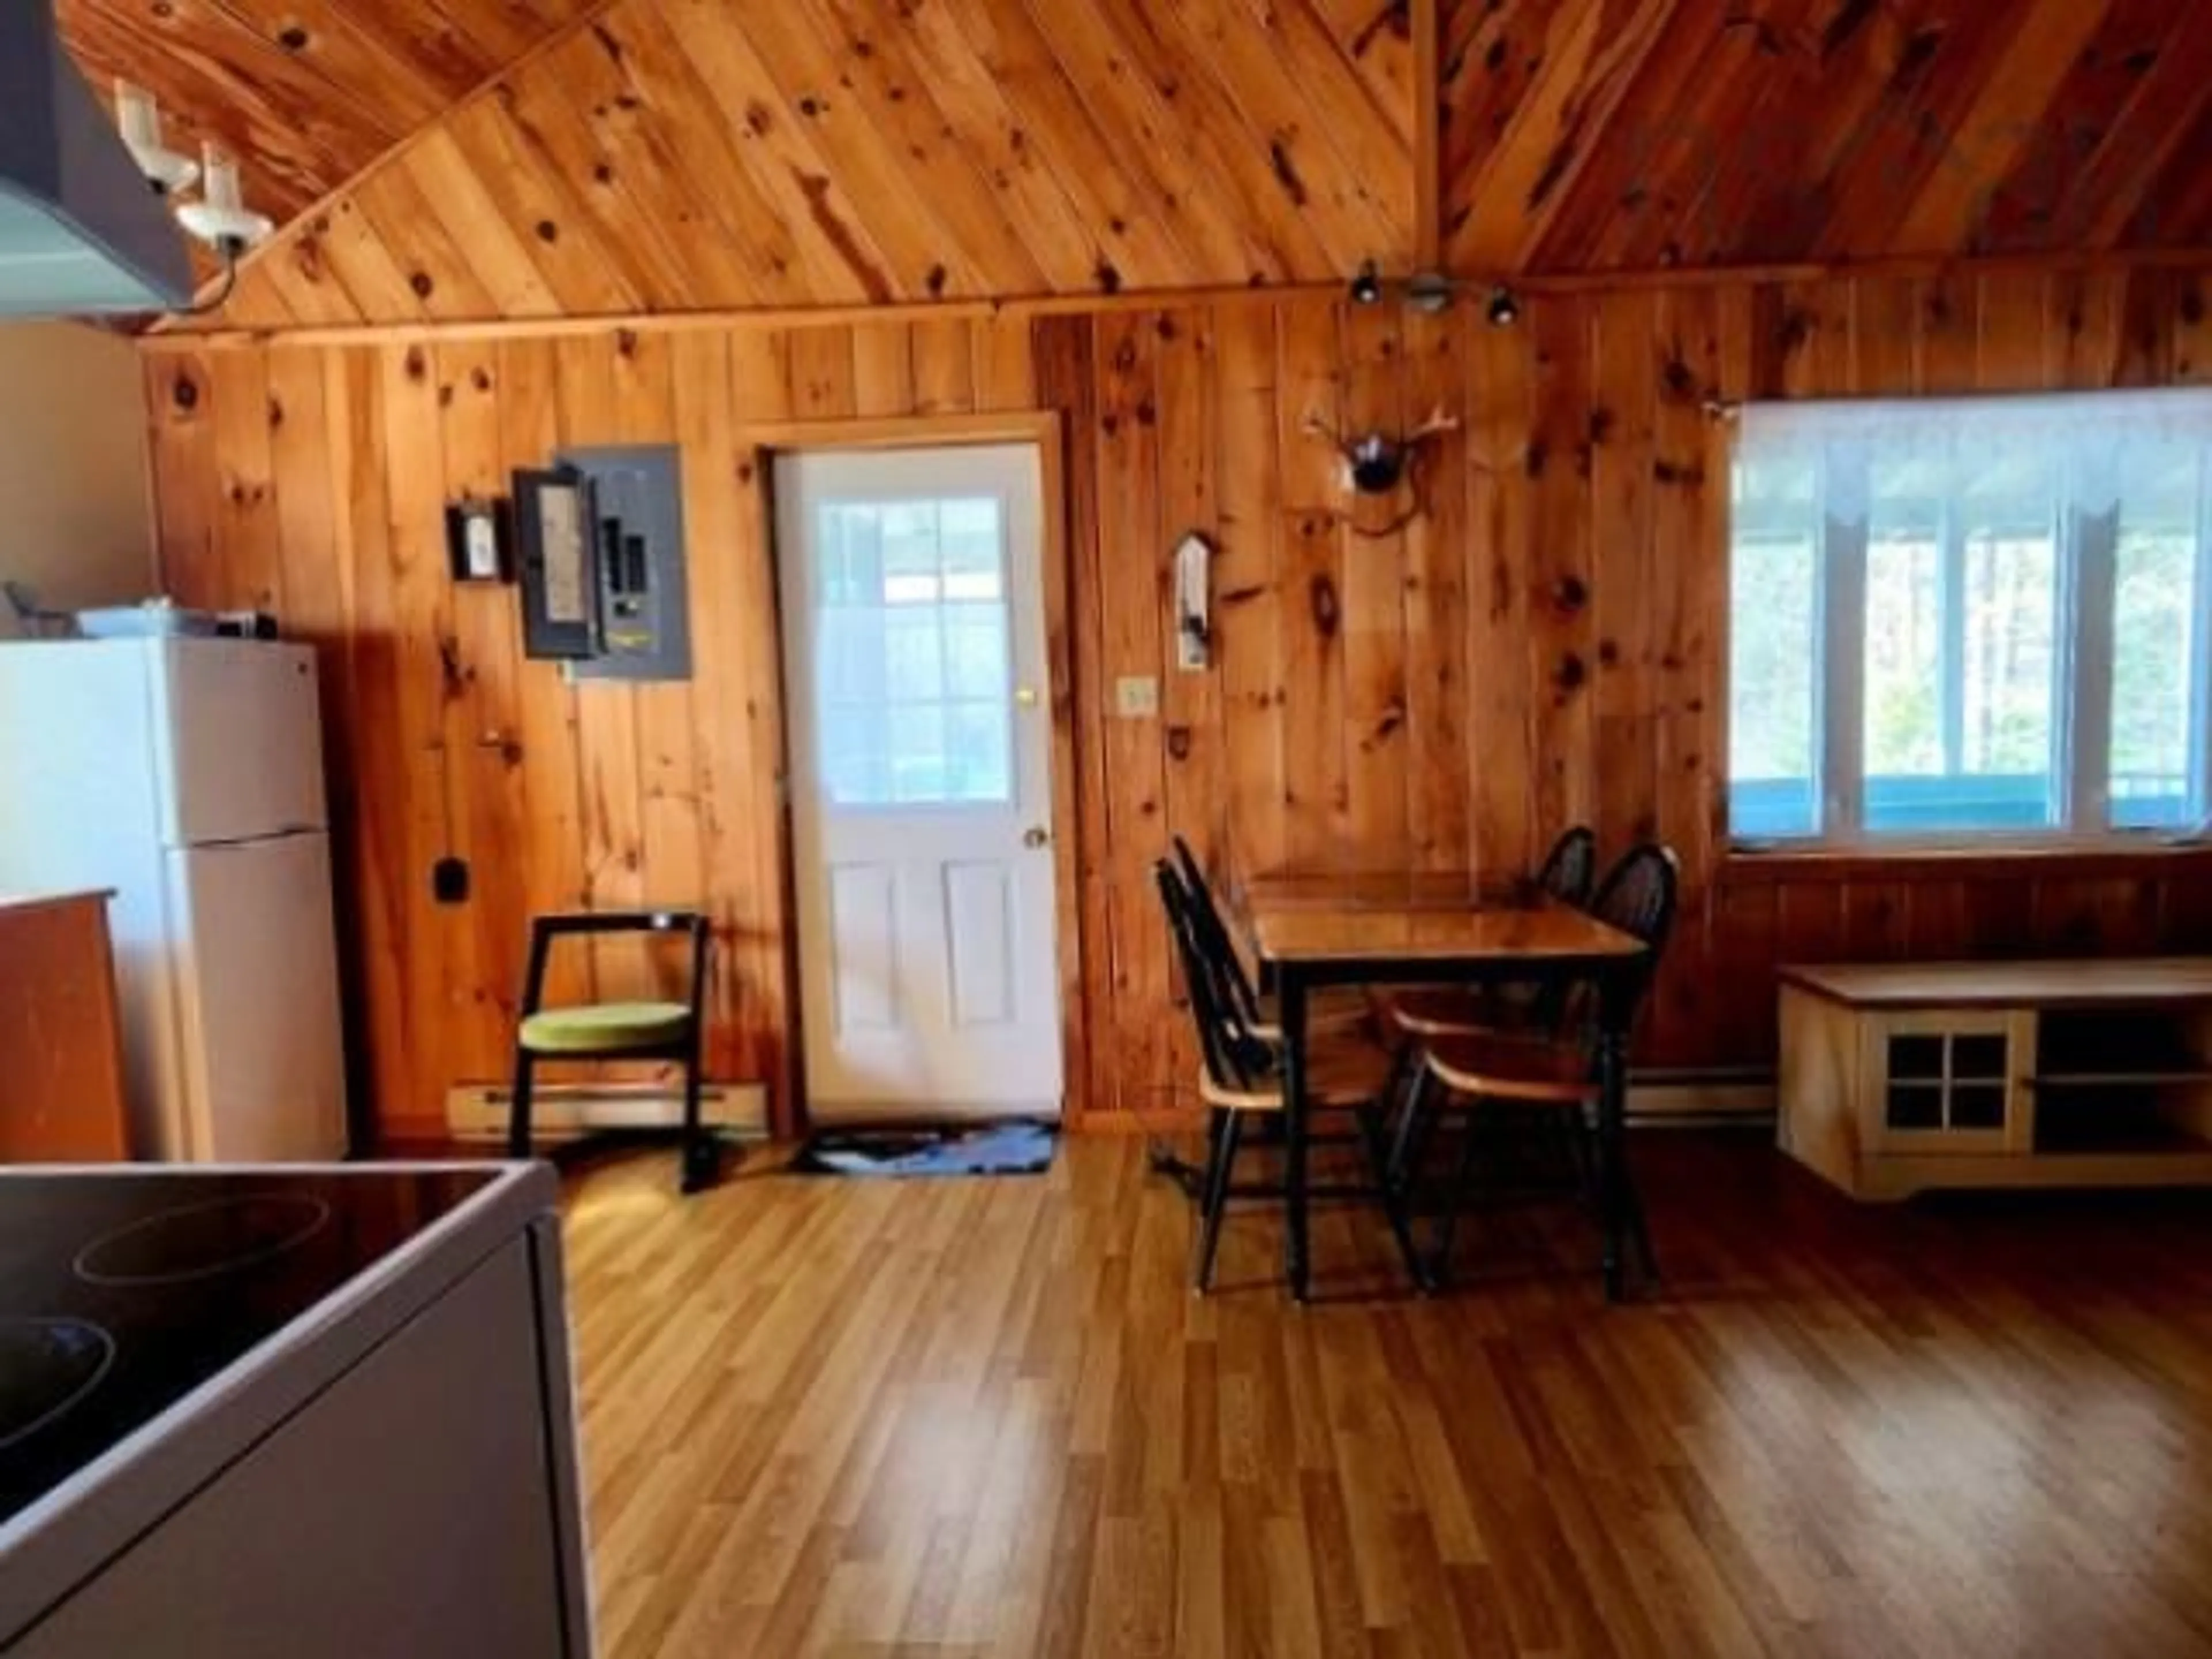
[1870,1014,2027,1154]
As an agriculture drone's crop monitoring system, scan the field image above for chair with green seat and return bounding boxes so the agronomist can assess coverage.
[508,910,718,1193]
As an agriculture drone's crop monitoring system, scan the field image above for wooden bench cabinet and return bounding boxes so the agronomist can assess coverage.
[1779,960,2212,1200]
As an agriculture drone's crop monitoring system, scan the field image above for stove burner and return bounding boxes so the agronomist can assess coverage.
[74,1195,334,1287]
[0,1319,115,1452]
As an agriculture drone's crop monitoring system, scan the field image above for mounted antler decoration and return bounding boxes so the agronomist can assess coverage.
[1304,407,1460,537]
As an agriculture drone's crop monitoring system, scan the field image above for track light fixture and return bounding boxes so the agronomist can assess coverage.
[1341,263,1523,327]
[112,80,275,313]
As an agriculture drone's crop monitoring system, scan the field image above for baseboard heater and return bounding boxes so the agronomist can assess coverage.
[1628,1069,1777,1126]
[445,1082,770,1145]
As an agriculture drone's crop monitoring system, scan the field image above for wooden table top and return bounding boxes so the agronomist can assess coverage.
[1234,877,1644,967]
[1230,870,1534,913]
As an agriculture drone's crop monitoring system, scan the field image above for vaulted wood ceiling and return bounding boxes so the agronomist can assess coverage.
[61,0,2212,333]
[1444,0,2212,273]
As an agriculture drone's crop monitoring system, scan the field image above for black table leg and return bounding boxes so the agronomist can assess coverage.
[1279,971,1311,1304]
[1594,1006,1630,1304]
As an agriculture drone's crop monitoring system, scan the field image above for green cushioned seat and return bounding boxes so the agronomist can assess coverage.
[518,1001,694,1056]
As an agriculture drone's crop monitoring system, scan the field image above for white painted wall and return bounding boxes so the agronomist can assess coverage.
[0,321,153,638]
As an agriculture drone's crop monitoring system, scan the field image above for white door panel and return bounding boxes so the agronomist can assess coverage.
[778,445,1062,1120]
[165,833,348,1161]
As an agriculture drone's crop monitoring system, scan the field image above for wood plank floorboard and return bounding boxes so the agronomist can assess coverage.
[559,1131,2212,1657]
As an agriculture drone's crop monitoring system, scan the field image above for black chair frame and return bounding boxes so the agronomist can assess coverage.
[1157,861,1423,1293]
[508,910,718,1194]
[1396,844,1680,1287]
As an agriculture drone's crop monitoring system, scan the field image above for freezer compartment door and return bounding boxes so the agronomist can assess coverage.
[165,834,348,1162]
[154,640,329,847]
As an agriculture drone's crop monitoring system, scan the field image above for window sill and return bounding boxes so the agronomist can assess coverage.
[1722,839,2212,885]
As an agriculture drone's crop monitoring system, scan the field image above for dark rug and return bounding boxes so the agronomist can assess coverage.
[791,1119,1058,1178]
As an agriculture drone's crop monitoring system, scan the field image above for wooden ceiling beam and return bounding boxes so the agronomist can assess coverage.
[138,243,2212,355]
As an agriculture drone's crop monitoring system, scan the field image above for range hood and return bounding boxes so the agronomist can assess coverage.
[0,8,192,316]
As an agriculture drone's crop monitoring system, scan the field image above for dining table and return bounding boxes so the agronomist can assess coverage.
[1225,870,1654,1303]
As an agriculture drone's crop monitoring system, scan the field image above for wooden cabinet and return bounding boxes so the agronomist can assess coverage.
[1780,960,2212,1200]
[0,891,129,1161]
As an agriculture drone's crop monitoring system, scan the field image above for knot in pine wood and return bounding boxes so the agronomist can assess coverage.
[1308,573,1340,638]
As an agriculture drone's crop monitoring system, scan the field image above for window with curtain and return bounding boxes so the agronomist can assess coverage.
[1728,389,2212,846]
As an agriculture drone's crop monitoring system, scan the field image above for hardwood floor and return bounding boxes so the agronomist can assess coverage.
[560,1130,2212,1657]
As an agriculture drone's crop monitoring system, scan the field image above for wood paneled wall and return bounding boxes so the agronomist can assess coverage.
[145,261,2212,1137]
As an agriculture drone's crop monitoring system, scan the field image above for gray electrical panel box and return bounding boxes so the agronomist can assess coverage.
[559,444,692,683]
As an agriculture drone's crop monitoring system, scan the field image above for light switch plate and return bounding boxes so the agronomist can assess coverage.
[1115,676,1160,718]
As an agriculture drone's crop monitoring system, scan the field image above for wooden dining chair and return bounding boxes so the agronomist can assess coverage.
[1156,861,1420,1293]
[1395,843,1679,1287]
[1168,836,1369,1040]
[1373,826,1600,1046]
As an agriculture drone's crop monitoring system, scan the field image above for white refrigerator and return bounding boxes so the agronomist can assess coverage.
[0,638,348,1162]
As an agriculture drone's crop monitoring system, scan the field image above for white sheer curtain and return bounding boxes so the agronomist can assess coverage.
[1740,388,2212,521]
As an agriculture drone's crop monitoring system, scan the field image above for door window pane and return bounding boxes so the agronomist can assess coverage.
[809,497,1015,808]
[885,609,944,703]
[946,703,1013,803]
[946,606,1009,700]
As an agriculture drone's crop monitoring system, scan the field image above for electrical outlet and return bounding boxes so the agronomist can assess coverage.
[1115,676,1160,718]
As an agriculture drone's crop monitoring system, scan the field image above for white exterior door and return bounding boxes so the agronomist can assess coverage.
[777,444,1062,1122]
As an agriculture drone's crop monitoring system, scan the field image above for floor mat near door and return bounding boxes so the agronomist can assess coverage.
[791,1120,1058,1178]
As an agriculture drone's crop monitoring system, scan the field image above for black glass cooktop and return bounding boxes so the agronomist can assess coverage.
[0,1167,499,1531]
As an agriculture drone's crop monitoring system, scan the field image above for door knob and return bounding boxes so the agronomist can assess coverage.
[1023,826,1051,849]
